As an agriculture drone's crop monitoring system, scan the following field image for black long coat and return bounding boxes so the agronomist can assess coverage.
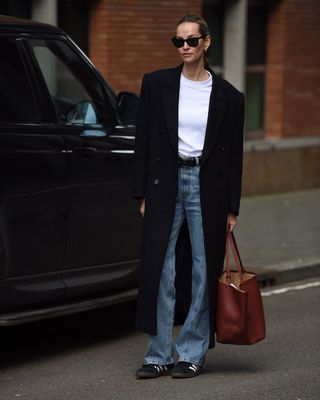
[133,64,245,348]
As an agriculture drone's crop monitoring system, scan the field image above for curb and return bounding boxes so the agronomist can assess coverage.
[251,257,320,287]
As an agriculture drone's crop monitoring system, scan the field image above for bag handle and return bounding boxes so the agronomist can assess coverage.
[230,231,245,272]
[225,231,246,285]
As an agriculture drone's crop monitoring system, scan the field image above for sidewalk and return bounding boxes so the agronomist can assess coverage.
[235,188,320,286]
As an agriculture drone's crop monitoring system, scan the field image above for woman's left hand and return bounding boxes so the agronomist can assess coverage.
[227,213,237,232]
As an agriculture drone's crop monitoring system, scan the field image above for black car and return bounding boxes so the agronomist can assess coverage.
[0,15,141,325]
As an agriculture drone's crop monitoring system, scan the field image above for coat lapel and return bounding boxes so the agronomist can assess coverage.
[201,67,228,167]
[162,64,183,154]
[162,64,228,161]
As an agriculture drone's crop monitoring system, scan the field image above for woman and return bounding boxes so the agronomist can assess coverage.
[133,14,245,379]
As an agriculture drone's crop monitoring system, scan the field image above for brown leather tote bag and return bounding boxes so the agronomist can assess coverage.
[216,232,266,345]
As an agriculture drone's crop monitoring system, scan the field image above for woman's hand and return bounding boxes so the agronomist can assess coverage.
[227,213,237,232]
[139,198,146,218]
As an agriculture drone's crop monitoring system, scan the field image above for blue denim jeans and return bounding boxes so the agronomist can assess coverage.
[143,165,210,367]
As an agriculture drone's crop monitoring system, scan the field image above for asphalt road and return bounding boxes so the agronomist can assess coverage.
[0,278,319,400]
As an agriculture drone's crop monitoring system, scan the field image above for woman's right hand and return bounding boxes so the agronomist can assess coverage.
[139,198,146,218]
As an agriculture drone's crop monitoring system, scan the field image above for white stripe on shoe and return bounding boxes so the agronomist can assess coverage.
[155,365,168,372]
[188,364,200,373]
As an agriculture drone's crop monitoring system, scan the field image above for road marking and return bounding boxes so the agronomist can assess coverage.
[110,150,134,154]
[261,280,320,296]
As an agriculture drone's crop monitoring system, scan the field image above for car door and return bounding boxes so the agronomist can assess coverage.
[0,35,67,312]
[27,36,141,298]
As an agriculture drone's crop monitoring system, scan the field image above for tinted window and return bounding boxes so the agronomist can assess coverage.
[29,39,116,127]
[246,5,267,65]
[0,38,38,124]
[58,0,89,54]
[245,5,267,135]
[203,1,224,68]
[0,0,31,19]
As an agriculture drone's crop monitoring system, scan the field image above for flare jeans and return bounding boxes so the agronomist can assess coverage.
[143,165,210,366]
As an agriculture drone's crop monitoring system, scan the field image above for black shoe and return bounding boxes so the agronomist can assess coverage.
[171,361,202,378]
[135,363,174,379]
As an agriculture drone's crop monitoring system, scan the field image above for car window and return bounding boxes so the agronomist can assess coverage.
[0,38,38,124]
[28,39,117,127]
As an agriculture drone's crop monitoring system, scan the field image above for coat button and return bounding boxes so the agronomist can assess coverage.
[220,146,225,151]
[154,179,160,185]
[217,170,222,177]
[156,156,161,161]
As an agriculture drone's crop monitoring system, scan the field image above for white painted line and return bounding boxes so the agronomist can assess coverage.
[110,150,134,154]
[261,280,320,296]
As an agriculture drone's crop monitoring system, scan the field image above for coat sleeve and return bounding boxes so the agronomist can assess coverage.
[228,92,245,216]
[132,74,150,199]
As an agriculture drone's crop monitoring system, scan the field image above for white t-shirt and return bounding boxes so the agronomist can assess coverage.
[178,71,212,157]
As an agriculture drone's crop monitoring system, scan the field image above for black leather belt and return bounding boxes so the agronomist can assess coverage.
[178,156,201,167]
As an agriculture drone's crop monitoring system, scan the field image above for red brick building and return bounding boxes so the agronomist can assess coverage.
[2,0,320,194]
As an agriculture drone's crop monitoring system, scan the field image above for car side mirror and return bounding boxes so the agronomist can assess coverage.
[117,91,138,126]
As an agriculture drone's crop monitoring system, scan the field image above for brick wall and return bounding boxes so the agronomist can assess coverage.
[89,0,320,140]
[89,0,202,94]
[265,0,320,138]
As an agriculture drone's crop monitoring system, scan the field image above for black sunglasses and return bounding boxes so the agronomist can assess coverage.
[171,36,206,48]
